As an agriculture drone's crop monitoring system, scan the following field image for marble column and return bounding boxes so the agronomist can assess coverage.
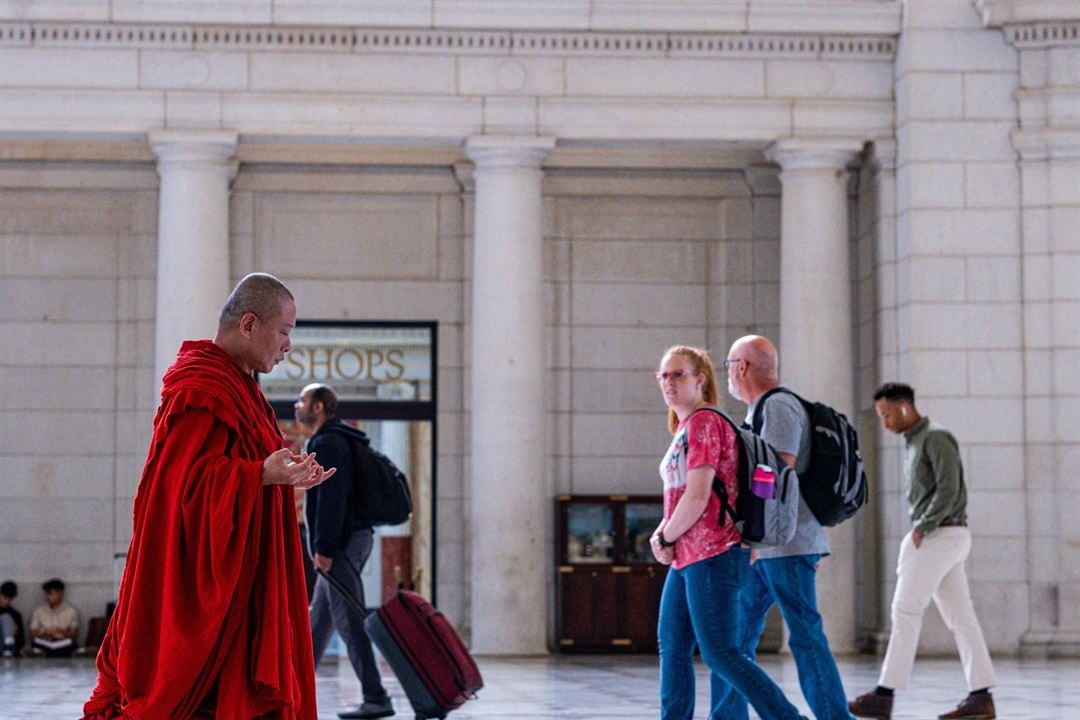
[149,131,238,385]
[767,137,863,652]
[464,135,555,655]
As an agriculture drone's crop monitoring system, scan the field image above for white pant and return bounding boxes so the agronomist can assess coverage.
[879,527,996,691]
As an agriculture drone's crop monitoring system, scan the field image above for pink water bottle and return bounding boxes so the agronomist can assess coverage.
[751,464,776,500]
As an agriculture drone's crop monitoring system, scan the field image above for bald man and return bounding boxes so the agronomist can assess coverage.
[84,273,332,720]
[712,335,854,720]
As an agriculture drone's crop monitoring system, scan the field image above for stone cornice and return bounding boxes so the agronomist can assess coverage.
[0,1,902,36]
[975,0,1080,48]
[975,0,1080,28]
[0,21,896,60]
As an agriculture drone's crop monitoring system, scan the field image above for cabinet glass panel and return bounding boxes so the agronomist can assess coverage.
[625,503,664,563]
[566,504,614,564]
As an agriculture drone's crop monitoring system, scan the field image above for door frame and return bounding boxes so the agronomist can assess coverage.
[262,319,438,603]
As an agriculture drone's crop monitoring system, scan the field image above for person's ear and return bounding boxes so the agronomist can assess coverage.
[239,312,258,337]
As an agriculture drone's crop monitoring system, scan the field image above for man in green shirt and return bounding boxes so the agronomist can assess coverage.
[849,383,997,720]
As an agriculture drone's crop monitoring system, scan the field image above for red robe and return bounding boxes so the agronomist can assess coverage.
[83,340,317,720]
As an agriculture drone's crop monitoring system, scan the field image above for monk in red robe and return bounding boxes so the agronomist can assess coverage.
[84,273,334,719]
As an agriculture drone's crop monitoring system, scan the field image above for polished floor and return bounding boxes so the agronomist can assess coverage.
[1,653,1077,719]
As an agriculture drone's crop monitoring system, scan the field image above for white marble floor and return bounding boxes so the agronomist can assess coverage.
[0,653,1077,719]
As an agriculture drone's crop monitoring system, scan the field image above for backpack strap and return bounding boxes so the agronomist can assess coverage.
[749,386,794,434]
[689,406,742,529]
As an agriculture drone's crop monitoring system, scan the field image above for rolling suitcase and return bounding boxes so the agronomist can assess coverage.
[318,570,483,720]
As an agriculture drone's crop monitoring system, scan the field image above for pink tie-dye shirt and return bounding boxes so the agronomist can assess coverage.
[659,409,741,569]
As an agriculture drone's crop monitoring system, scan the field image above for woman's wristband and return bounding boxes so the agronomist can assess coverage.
[657,530,676,548]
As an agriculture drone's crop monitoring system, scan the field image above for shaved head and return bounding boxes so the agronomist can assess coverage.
[218,273,294,331]
[726,334,780,404]
[730,335,779,378]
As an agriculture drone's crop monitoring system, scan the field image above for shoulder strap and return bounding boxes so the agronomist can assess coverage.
[750,386,800,434]
[689,406,742,528]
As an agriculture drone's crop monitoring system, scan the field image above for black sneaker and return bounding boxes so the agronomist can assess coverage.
[338,698,395,719]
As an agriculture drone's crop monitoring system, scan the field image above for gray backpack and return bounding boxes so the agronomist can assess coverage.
[695,406,800,549]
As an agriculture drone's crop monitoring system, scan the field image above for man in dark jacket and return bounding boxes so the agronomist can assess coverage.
[295,384,394,720]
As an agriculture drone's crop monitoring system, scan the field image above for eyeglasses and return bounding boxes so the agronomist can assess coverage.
[722,358,745,369]
[654,370,696,382]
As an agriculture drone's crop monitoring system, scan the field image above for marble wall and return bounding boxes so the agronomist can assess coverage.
[1,0,1077,657]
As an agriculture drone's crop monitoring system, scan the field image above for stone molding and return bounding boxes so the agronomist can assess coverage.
[868,138,897,173]
[0,21,896,60]
[743,164,781,195]
[1012,127,1080,161]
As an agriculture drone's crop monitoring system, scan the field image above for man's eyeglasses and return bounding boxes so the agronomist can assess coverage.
[722,358,745,369]
[654,370,696,382]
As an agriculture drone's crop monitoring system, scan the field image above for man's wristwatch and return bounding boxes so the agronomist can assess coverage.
[657,531,676,548]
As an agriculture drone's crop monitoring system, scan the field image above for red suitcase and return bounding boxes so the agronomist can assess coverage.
[363,590,483,720]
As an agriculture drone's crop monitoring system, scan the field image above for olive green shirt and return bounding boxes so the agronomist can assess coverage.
[903,416,967,536]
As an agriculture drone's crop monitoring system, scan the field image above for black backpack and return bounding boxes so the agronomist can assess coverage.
[346,435,413,527]
[695,406,799,548]
[753,388,868,526]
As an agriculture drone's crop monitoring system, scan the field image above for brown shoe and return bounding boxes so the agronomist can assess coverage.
[938,693,996,719]
[849,690,893,719]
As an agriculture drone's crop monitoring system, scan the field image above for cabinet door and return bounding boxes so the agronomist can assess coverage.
[623,565,667,651]
[557,567,619,649]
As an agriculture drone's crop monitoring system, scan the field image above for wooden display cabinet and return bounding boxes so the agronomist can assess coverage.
[555,494,668,652]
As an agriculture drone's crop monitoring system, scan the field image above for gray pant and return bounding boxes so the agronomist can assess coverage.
[1,614,15,645]
[310,528,388,703]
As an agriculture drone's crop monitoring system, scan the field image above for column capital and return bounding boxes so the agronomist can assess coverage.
[766,137,863,172]
[148,130,239,171]
[464,135,555,169]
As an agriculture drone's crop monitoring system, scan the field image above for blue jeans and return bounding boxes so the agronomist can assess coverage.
[711,554,854,720]
[659,548,806,720]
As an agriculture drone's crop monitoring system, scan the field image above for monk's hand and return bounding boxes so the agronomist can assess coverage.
[262,449,334,487]
[294,458,335,490]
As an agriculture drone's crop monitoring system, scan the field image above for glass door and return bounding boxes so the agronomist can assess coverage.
[261,321,437,607]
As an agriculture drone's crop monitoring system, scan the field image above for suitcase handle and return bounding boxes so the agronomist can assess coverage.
[317,567,370,618]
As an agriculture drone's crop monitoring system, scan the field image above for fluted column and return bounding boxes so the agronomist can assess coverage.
[464,135,555,654]
[149,131,238,384]
[767,137,863,652]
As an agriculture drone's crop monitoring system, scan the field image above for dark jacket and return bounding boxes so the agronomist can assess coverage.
[1,604,26,653]
[304,418,372,558]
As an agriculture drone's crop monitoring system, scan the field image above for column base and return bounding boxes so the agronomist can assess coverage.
[1020,630,1080,659]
